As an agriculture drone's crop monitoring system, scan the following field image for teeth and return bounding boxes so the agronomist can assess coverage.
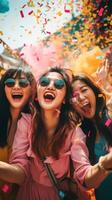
[44,92,55,98]
[12,93,23,95]
[44,94,55,100]
[81,102,89,107]
[12,94,23,99]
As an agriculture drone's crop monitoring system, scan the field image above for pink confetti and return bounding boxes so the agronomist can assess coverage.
[64,5,70,13]
[72,91,78,97]
[1,184,10,193]
[87,130,91,137]
[105,119,112,127]
[28,10,33,15]
[46,31,51,34]
[19,52,24,57]
[20,10,24,18]
[98,7,104,16]
[44,18,47,25]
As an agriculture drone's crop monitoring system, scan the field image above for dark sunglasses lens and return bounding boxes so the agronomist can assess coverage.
[5,78,15,87]
[54,79,65,89]
[19,79,29,88]
[39,77,50,87]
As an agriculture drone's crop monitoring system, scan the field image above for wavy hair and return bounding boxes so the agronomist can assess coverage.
[32,67,76,159]
[0,68,36,147]
[72,74,112,164]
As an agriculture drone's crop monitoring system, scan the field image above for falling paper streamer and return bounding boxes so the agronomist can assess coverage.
[0,0,9,13]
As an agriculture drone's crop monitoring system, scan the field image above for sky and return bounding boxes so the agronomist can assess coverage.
[0,0,81,51]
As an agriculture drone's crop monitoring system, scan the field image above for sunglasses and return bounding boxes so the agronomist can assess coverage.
[5,78,30,88]
[39,76,65,89]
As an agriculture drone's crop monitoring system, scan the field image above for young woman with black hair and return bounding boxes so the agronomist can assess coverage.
[0,67,36,199]
[71,74,112,200]
[0,67,83,200]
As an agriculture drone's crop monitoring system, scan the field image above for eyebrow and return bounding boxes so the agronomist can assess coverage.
[79,84,87,89]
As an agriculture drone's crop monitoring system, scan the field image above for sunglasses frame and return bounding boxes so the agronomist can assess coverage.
[4,78,30,88]
[39,76,65,89]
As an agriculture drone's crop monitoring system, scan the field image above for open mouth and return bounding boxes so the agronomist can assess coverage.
[81,103,91,113]
[12,93,23,100]
[44,92,55,101]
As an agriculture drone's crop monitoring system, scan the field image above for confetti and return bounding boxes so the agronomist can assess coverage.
[46,31,51,35]
[64,4,71,13]
[22,4,26,9]
[0,0,9,13]
[98,7,104,16]
[105,119,112,127]
[20,10,24,18]
[28,10,33,15]
[0,31,3,35]
[1,184,10,193]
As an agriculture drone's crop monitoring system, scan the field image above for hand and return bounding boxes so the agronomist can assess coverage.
[99,153,112,170]
[96,59,109,83]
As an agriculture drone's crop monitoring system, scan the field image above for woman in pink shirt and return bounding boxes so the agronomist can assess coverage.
[0,67,84,200]
[71,74,112,200]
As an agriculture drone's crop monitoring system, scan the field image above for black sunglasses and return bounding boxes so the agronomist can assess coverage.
[39,76,65,89]
[5,78,30,88]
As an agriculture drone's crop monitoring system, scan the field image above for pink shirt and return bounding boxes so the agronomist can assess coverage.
[9,113,90,200]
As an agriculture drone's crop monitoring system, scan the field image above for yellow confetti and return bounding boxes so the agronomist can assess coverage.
[57,11,63,16]
[0,31,3,35]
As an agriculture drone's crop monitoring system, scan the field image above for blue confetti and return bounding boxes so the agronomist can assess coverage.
[0,0,9,13]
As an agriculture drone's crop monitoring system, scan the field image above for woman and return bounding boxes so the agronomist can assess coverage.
[0,67,36,199]
[0,67,85,200]
[71,74,112,200]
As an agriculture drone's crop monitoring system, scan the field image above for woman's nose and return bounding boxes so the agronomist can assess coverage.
[47,81,55,89]
[13,81,20,88]
[78,93,85,101]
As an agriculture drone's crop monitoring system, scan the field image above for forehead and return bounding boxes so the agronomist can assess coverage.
[12,72,27,79]
[72,80,87,90]
[45,72,63,79]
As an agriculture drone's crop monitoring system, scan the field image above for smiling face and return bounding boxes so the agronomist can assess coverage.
[37,72,66,111]
[72,80,96,119]
[5,73,31,110]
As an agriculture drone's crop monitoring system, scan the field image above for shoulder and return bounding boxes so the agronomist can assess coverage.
[19,113,32,125]
[21,112,32,121]
[17,113,32,133]
[73,126,86,141]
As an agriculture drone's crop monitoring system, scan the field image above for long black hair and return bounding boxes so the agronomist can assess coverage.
[0,67,36,147]
[72,74,112,164]
[32,67,76,159]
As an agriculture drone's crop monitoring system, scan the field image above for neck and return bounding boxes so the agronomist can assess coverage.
[42,109,60,137]
[10,107,21,121]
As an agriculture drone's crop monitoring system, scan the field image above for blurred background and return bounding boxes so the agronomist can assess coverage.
[0,0,112,76]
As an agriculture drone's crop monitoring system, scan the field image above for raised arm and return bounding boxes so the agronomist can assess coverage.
[71,127,110,189]
[0,113,31,185]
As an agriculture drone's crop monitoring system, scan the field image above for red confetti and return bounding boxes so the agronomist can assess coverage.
[46,31,51,34]
[19,53,24,57]
[22,4,26,9]
[28,10,33,15]
[20,10,24,18]
[1,184,10,193]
